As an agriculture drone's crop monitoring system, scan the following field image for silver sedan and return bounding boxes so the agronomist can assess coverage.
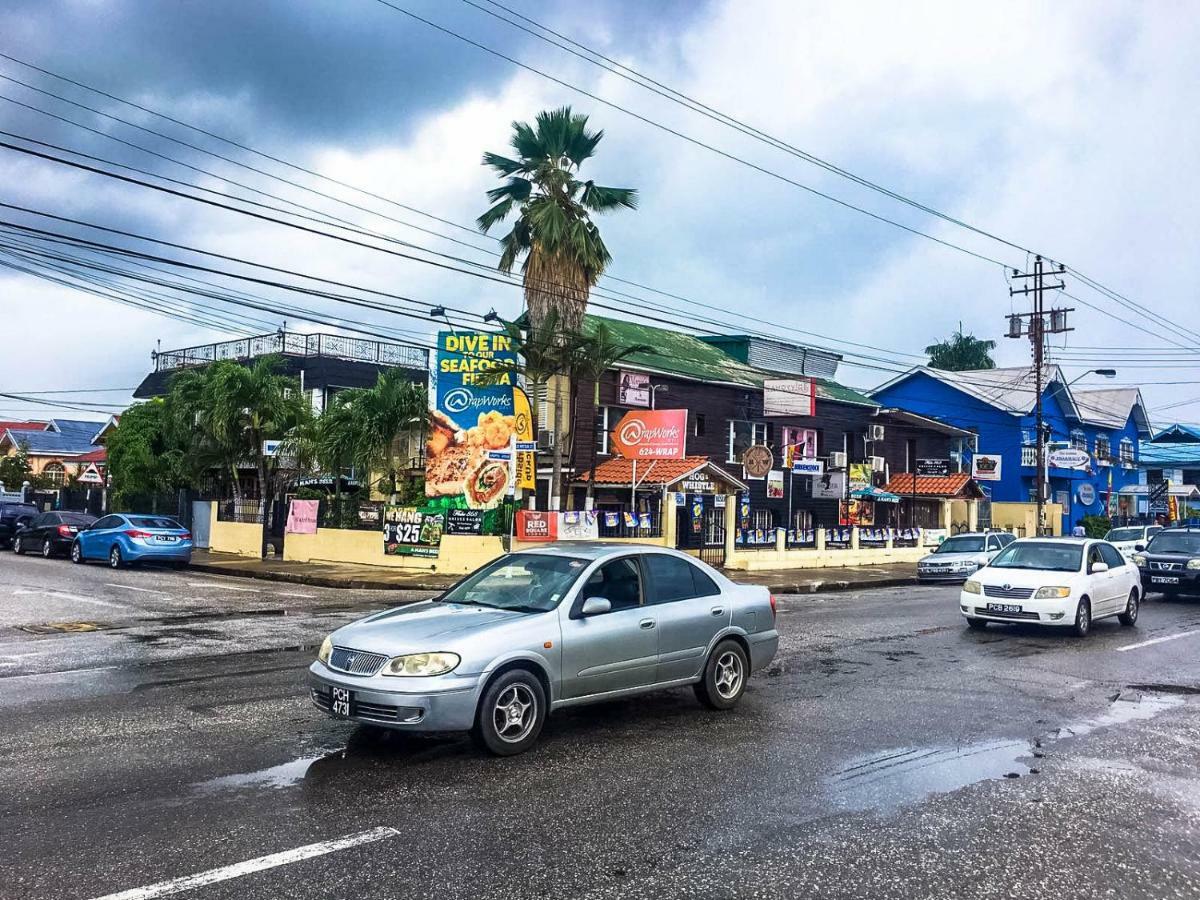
[309,543,779,755]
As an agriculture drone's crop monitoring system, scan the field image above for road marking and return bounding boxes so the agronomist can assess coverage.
[1117,630,1200,653]
[12,589,125,608]
[185,581,260,593]
[276,591,315,599]
[87,826,399,900]
[103,583,168,595]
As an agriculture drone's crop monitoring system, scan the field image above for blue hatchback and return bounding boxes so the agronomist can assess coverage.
[71,513,193,569]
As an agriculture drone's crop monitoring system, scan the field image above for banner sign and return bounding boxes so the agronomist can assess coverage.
[445,508,484,535]
[560,511,599,540]
[1049,448,1090,470]
[766,470,785,499]
[515,510,599,542]
[618,370,651,407]
[426,330,516,508]
[916,458,951,477]
[763,378,817,417]
[285,499,319,535]
[516,510,555,541]
[383,506,443,557]
[972,453,1003,482]
[611,409,687,459]
[513,387,535,491]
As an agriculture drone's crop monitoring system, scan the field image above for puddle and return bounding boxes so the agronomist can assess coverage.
[1053,692,1182,738]
[193,746,345,793]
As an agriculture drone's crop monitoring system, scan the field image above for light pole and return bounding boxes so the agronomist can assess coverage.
[649,383,669,409]
[1066,368,1117,387]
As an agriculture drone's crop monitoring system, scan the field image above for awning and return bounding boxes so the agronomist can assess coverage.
[575,455,748,492]
[851,485,902,503]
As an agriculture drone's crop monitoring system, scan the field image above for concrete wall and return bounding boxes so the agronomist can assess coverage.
[726,542,927,572]
[209,519,264,557]
[991,502,1063,537]
[284,528,506,575]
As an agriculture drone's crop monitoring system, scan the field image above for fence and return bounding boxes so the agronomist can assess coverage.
[155,331,427,372]
[597,505,663,539]
[218,498,264,524]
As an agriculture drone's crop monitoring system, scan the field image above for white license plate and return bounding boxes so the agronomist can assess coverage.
[987,603,1022,614]
[154,535,176,542]
[1151,576,1180,585]
[331,687,351,717]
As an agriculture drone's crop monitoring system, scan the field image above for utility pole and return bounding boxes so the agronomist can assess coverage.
[1007,256,1071,535]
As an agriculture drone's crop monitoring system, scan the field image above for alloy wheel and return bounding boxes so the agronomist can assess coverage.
[13,536,21,554]
[714,650,744,700]
[109,546,122,569]
[42,539,52,559]
[71,542,81,563]
[492,684,537,744]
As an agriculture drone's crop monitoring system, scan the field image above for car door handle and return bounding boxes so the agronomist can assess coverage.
[639,618,656,629]
[710,607,726,616]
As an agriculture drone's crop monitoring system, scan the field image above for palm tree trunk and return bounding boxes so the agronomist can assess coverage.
[585,379,600,510]
[550,376,563,510]
[258,457,271,559]
[230,464,242,502]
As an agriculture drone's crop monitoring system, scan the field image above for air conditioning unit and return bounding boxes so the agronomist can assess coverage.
[828,451,847,469]
[868,424,886,442]
[537,428,556,449]
[869,455,886,472]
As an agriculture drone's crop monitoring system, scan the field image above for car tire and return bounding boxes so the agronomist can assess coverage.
[694,639,749,711]
[13,535,24,555]
[966,618,988,631]
[471,669,547,757]
[109,544,124,570]
[1118,590,1139,626]
[71,541,84,564]
[1072,598,1091,638]
[42,539,54,559]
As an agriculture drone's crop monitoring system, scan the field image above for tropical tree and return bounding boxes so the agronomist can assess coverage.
[339,370,428,501]
[478,106,636,508]
[105,400,174,511]
[925,323,996,371]
[0,443,40,493]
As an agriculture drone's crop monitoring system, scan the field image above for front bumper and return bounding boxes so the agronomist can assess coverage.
[308,662,483,732]
[918,568,976,583]
[959,592,1077,625]
[1140,569,1200,593]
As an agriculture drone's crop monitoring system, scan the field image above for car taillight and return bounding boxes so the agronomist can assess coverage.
[125,529,152,539]
[57,525,74,537]
[769,594,777,619]
[179,531,191,541]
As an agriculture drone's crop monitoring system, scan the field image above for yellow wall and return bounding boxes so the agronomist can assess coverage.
[991,502,1063,538]
[725,544,928,572]
[284,529,507,575]
[209,520,264,557]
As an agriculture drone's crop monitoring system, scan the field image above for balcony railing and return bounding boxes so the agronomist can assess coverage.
[1021,446,1038,467]
[154,331,427,372]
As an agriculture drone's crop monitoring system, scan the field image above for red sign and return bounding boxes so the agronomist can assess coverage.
[611,409,687,460]
[516,510,556,541]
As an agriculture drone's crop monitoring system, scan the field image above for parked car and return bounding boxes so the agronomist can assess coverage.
[12,510,97,558]
[1105,524,1163,558]
[70,513,193,568]
[917,531,1015,583]
[0,501,38,549]
[1132,527,1200,596]
[961,537,1140,636]
[309,544,779,756]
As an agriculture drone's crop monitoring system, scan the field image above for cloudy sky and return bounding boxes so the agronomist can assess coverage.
[1,0,1197,428]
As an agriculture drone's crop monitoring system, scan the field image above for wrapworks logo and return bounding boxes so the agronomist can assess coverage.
[618,417,681,446]
[443,387,493,414]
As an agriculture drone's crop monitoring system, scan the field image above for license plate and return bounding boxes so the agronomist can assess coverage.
[1151,576,1180,585]
[331,687,351,717]
[154,535,176,542]
[987,603,1022,614]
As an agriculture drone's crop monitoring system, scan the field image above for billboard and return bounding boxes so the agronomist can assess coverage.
[610,409,687,460]
[972,453,1003,482]
[426,331,516,509]
[618,371,651,407]
[763,378,816,416]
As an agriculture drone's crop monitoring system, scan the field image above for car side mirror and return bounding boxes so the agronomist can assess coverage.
[580,597,612,617]
[1134,544,1145,552]
[1092,562,1109,573]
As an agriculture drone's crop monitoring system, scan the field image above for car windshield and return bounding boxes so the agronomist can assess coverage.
[440,553,589,612]
[128,516,183,530]
[1106,527,1145,542]
[935,536,985,553]
[1147,532,1200,555]
[989,541,1083,572]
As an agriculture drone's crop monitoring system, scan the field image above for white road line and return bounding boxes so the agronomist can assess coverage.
[1117,629,1200,653]
[87,826,399,900]
[276,591,315,599]
[12,589,125,608]
[103,583,168,595]
[185,581,260,594]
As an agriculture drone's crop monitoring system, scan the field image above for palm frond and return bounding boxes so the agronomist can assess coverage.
[481,151,527,176]
[484,177,532,204]
[476,199,514,234]
[579,182,638,212]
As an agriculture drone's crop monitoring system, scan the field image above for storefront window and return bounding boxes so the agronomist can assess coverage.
[1095,435,1111,460]
[727,420,767,463]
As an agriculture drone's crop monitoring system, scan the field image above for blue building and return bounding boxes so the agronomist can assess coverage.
[871,366,1151,533]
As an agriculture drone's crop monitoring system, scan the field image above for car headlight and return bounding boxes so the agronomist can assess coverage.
[1132,555,1146,568]
[1034,586,1071,599]
[381,652,461,677]
[1188,559,1200,571]
[963,580,981,594]
[318,636,333,664]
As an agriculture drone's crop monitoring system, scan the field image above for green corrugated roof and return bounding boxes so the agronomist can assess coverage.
[584,314,878,408]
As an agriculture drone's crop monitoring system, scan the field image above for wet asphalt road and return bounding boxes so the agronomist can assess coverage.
[2,553,1200,900]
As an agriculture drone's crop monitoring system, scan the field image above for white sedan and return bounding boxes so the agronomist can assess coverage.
[960,538,1141,637]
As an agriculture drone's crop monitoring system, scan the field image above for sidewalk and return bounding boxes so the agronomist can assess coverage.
[189,550,920,595]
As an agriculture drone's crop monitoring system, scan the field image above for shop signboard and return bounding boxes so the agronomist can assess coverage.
[618,370,651,407]
[766,470,785,499]
[680,472,715,493]
[742,445,774,480]
[1077,483,1097,507]
[445,508,484,535]
[611,409,687,459]
[1049,448,1091,470]
[763,378,816,416]
[426,330,516,509]
[972,453,1003,482]
[916,458,951,477]
[792,458,824,476]
[812,471,846,500]
[383,506,443,557]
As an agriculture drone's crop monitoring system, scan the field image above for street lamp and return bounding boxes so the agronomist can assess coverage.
[649,383,669,409]
[1066,368,1117,386]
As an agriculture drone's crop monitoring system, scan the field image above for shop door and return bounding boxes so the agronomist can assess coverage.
[699,506,726,569]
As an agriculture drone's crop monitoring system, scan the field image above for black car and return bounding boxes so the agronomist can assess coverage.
[0,501,38,549]
[12,510,97,558]
[1134,527,1200,596]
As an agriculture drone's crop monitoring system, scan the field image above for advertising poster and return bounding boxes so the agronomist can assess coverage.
[848,464,873,492]
[516,510,555,541]
[839,499,874,526]
[604,511,619,528]
[560,511,599,541]
[285,499,319,535]
[618,370,651,407]
[426,330,516,509]
[781,427,818,467]
[384,506,443,557]
[766,470,785,499]
[611,409,687,459]
[513,386,535,490]
[812,470,846,500]
[445,509,484,535]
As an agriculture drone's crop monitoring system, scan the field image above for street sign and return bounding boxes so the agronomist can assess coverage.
[916,458,950,477]
[78,463,103,485]
[792,458,825,476]
[1048,448,1090,469]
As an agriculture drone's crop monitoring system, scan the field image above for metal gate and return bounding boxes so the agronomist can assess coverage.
[699,508,726,569]
[977,487,993,531]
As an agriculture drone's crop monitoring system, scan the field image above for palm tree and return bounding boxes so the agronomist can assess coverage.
[925,323,997,371]
[478,107,636,509]
[341,370,428,501]
[569,323,654,509]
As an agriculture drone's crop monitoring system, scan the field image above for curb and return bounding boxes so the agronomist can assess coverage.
[186,562,452,592]
[770,575,921,596]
